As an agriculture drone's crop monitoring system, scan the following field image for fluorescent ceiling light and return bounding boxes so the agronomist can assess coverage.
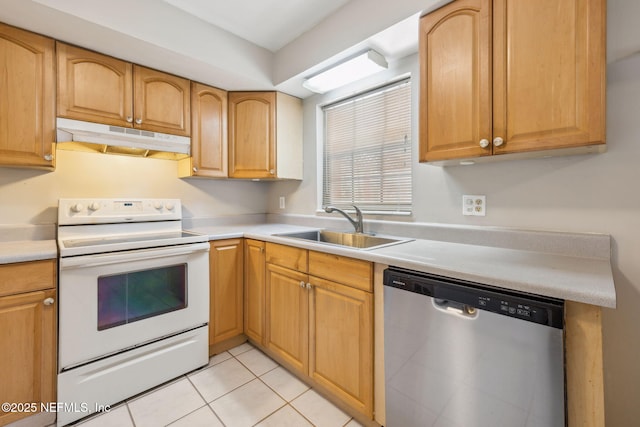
[303,49,388,94]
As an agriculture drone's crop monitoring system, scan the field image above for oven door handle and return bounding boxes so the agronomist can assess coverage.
[59,242,210,269]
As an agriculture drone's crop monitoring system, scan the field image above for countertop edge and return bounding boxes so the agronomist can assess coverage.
[0,240,58,264]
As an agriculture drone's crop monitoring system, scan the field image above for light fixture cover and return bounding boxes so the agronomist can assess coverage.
[303,49,388,94]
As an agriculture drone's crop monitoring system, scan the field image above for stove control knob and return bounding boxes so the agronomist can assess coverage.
[165,202,175,211]
[88,202,101,211]
[153,202,163,210]
[70,203,84,213]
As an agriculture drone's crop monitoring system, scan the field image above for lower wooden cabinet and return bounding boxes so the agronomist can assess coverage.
[244,239,266,345]
[209,239,244,353]
[266,263,310,375]
[0,260,56,426]
[262,243,374,419]
[309,276,373,417]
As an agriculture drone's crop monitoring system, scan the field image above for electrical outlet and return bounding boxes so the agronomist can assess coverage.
[279,196,286,209]
[462,195,486,216]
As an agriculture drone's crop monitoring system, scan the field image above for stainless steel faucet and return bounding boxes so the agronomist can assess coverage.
[324,205,364,233]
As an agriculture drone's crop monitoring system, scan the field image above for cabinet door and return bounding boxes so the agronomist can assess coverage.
[492,0,605,154]
[309,276,373,417]
[0,289,56,425]
[266,263,308,375]
[57,42,133,127]
[228,92,276,179]
[419,0,492,162]
[244,240,266,345]
[0,23,55,168]
[209,240,244,348]
[190,82,228,177]
[133,65,191,136]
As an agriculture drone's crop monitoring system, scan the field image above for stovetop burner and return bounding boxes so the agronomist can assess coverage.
[57,198,208,257]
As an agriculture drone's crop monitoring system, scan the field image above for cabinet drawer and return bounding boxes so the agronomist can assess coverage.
[309,251,372,292]
[266,243,308,272]
[0,259,56,297]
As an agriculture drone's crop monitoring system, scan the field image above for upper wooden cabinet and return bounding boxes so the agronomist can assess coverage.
[228,91,303,180]
[57,43,190,136]
[133,65,190,136]
[0,23,55,169]
[179,82,228,178]
[419,0,606,163]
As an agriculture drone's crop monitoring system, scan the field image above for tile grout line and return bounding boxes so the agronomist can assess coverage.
[228,344,318,426]
[184,372,229,426]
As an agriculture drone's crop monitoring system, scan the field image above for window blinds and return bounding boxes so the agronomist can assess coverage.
[322,79,412,213]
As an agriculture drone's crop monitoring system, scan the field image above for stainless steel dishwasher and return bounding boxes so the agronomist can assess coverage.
[383,267,565,427]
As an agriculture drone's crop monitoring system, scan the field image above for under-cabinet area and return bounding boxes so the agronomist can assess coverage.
[0,218,613,427]
[204,233,609,427]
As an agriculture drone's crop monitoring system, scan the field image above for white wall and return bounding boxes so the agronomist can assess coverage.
[0,149,269,225]
[268,3,640,423]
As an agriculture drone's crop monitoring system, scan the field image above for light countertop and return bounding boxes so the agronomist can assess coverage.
[188,222,616,308]
[0,220,615,308]
[0,240,58,264]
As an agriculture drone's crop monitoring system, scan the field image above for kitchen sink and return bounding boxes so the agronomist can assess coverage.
[274,230,411,250]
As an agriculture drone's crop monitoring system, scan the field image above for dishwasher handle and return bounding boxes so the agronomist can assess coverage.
[433,298,479,319]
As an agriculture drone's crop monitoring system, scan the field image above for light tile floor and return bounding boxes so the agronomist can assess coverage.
[73,342,362,427]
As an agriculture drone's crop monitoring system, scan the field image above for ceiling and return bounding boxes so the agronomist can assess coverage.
[0,0,451,98]
[163,0,353,52]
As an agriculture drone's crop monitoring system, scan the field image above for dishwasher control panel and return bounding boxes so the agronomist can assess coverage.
[383,267,564,329]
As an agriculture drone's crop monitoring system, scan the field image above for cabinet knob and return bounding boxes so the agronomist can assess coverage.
[479,139,489,148]
[135,118,143,125]
[493,137,504,147]
[306,283,312,290]
[299,281,305,288]
[43,297,55,306]
[269,169,275,175]
[193,166,199,173]
[43,154,53,161]
[126,116,133,123]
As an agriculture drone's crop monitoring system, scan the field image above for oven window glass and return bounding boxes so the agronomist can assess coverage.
[97,264,187,330]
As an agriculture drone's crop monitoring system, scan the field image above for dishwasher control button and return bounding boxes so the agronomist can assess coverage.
[508,307,517,315]
[500,304,509,312]
[478,299,487,307]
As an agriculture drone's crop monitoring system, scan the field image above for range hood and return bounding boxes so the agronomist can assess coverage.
[56,118,191,160]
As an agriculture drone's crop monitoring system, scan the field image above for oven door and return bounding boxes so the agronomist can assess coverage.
[58,242,210,370]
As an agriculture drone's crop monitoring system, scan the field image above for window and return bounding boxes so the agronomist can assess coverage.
[322,78,412,214]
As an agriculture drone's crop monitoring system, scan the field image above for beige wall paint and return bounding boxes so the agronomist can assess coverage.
[0,149,268,225]
[268,3,640,424]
